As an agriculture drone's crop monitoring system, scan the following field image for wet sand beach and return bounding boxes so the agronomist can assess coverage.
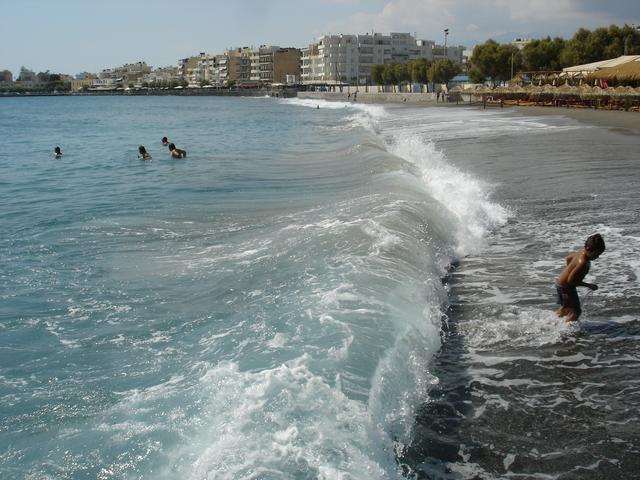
[512,105,640,134]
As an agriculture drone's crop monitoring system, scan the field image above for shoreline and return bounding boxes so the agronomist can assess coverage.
[298,91,639,133]
[3,90,637,133]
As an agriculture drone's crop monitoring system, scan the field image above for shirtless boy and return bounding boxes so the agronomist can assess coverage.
[556,233,605,322]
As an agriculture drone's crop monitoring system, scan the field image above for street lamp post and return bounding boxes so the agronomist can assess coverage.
[444,28,449,60]
[511,51,514,81]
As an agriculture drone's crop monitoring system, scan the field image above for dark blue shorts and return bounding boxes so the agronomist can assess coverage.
[556,284,581,317]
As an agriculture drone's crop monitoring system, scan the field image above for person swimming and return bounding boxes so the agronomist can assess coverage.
[138,145,152,160]
[54,146,62,158]
[161,137,169,146]
[168,143,187,159]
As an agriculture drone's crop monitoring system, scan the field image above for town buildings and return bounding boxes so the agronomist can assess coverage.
[3,30,466,91]
[224,46,301,86]
[98,61,151,87]
[1,70,13,83]
[143,66,181,86]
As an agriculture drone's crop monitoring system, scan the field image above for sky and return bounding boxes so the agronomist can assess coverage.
[1,0,638,76]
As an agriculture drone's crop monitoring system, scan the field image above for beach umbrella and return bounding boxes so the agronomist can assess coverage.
[590,61,640,83]
[614,85,637,97]
[578,85,595,100]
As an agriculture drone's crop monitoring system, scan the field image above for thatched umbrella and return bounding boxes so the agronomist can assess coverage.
[526,84,544,102]
[613,85,638,97]
[590,61,640,84]
[578,85,594,100]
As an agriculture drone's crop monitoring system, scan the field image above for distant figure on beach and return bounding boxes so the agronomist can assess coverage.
[317,105,320,109]
[161,137,169,146]
[353,92,357,102]
[555,233,605,322]
[168,143,187,159]
[138,145,152,160]
[54,146,62,158]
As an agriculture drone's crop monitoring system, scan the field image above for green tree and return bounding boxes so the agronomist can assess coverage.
[382,63,397,85]
[521,36,566,71]
[394,63,411,84]
[471,40,520,86]
[559,25,640,67]
[467,67,485,84]
[371,64,384,85]
[410,58,431,84]
[428,59,461,86]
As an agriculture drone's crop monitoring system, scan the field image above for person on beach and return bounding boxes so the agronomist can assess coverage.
[168,143,187,159]
[555,233,605,322]
[54,146,62,158]
[138,145,152,160]
[161,137,169,146]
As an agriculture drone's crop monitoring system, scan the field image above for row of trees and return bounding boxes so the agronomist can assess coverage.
[0,71,71,93]
[370,58,461,86]
[471,24,640,86]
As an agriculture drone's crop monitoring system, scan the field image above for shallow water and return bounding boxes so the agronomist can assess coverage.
[396,106,640,479]
[1,96,638,479]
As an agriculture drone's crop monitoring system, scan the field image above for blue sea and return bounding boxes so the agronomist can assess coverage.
[1,96,639,479]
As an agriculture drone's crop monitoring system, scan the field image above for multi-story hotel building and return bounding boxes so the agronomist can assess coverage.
[301,32,465,85]
[227,46,300,86]
[225,47,252,85]
[182,53,228,86]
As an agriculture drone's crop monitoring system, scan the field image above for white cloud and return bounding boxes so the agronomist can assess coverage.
[321,0,631,43]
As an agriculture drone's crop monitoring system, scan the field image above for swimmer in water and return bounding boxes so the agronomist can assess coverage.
[138,145,152,160]
[168,143,187,159]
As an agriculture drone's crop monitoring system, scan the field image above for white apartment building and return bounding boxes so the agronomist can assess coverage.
[301,32,465,85]
[143,66,180,85]
[183,53,228,86]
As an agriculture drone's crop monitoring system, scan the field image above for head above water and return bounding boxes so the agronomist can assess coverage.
[54,146,61,154]
[585,233,605,258]
[162,137,168,144]
[138,145,147,155]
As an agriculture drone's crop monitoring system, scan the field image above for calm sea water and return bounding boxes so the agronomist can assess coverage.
[1,96,638,479]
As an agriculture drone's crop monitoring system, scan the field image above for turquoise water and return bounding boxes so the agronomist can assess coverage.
[8,96,636,479]
[4,96,481,478]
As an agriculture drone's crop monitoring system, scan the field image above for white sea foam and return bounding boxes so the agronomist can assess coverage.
[387,131,510,255]
[158,357,398,479]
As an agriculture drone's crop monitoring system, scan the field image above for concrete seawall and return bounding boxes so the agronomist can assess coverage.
[298,91,438,105]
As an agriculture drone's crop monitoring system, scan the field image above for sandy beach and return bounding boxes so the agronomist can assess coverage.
[298,91,639,133]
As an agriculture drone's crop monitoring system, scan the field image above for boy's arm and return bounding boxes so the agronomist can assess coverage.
[566,257,598,290]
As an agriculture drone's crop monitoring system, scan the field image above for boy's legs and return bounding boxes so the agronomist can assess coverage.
[556,285,581,322]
